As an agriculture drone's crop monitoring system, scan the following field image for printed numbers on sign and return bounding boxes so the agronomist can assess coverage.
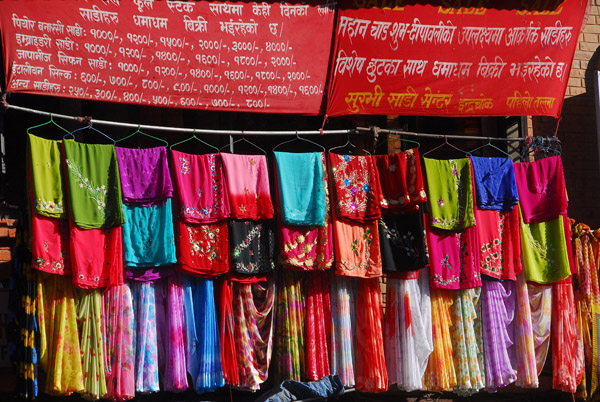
[154,66,178,77]
[123,92,143,103]
[195,54,219,65]
[190,68,212,79]
[204,84,228,94]
[180,97,198,107]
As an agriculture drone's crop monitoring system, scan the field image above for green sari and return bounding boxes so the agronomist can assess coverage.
[63,140,124,229]
[28,134,66,219]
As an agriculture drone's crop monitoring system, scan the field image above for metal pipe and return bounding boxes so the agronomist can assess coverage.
[357,126,528,142]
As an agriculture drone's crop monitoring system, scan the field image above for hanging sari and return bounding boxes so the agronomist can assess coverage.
[103,284,135,401]
[451,288,485,396]
[28,133,66,219]
[221,153,274,220]
[481,279,517,391]
[372,148,427,214]
[130,281,160,393]
[329,274,356,387]
[355,278,388,392]
[528,282,552,378]
[333,216,382,278]
[229,220,275,275]
[378,210,428,273]
[328,153,381,222]
[37,273,84,396]
[274,270,305,382]
[182,276,225,394]
[514,272,538,388]
[423,288,456,391]
[233,278,276,390]
[170,151,230,224]
[424,157,476,230]
[469,156,519,211]
[217,278,239,387]
[385,269,433,391]
[31,214,70,275]
[305,271,331,381]
[176,220,229,277]
[76,289,107,400]
[63,139,124,229]
[115,146,173,205]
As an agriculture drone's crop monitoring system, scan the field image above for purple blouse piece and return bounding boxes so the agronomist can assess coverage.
[116,146,173,205]
[125,266,175,282]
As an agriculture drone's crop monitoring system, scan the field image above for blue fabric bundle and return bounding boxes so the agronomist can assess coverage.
[469,156,519,211]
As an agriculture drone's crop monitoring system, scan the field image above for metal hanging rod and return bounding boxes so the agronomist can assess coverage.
[3,102,355,136]
[357,126,528,142]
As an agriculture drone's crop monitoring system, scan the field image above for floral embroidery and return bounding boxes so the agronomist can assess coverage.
[332,155,374,215]
[239,205,247,213]
[65,158,107,215]
[35,257,64,273]
[233,224,262,258]
[187,225,220,261]
[522,219,555,265]
[179,157,190,175]
[441,254,452,270]
[341,227,373,272]
[35,198,63,214]
[481,213,505,274]
[198,189,202,197]
[431,159,470,229]
[432,273,459,286]
[379,219,419,258]
[438,198,445,206]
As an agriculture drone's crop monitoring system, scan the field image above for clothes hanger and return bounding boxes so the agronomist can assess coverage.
[517,137,561,162]
[272,131,325,152]
[371,130,420,153]
[27,113,71,136]
[116,124,169,147]
[422,136,467,157]
[219,136,266,155]
[64,124,116,144]
[467,137,511,158]
[169,129,219,153]
[329,132,370,155]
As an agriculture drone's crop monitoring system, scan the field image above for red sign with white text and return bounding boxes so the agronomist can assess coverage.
[0,0,336,114]
[326,0,588,117]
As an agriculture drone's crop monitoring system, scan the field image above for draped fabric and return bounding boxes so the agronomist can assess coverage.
[103,284,135,401]
[233,278,276,390]
[520,213,572,284]
[514,272,539,388]
[63,139,124,229]
[333,216,382,278]
[481,279,517,391]
[176,220,229,277]
[275,270,305,382]
[328,153,381,222]
[274,152,327,227]
[514,155,568,224]
[221,153,274,220]
[122,199,176,268]
[218,278,240,387]
[451,288,485,396]
[229,220,275,275]
[28,134,66,219]
[170,151,230,224]
[305,271,331,381]
[76,289,108,400]
[385,269,433,391]
[476,206,522,280]
[355,278,388,393]
[182,277,225,394]
[115,146,173,205]
[130,281,160,393]
[423,158,475,230]
[70,224,123,288]
[423,288,456,391]
[528,283,552,378]
[552,280,583,393]
[378,211,428,273]
[329,274,356,387]
[372,148,427,214]
[37,273,84,396]
[469,156,519,211]
[427,222,481,290]
[31,214,71,275]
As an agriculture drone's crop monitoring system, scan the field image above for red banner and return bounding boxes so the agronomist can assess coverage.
[0,0,335,114]
[326,0,587,117]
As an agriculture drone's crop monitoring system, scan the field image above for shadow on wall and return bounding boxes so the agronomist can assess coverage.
[531,45,600,228]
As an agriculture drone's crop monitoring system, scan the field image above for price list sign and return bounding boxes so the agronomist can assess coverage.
[0,0,336,114]
[326,0,587,117]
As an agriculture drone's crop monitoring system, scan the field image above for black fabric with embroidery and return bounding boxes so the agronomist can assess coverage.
[229,220,275,275]
[378,210,428,272]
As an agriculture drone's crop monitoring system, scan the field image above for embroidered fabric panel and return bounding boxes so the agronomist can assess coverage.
[229,220,275,275]
[333,217,382,278]
[32,214,71,275]
[378,210,429,273]
[176,220,229,277]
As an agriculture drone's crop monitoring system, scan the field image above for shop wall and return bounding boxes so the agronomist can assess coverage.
[531,0,600,227]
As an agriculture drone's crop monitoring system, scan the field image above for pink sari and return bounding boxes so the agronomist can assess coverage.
[32,214,71,275]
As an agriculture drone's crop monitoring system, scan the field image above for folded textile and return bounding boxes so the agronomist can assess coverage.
[28,134,66,219]
[514,155,568,224]
[116,146,173,205]
[176,220,229,277]
[470,156,519,211]
[333,216,382,278]
[274,152,327,226]
[63,139,124,229]
[171,150,230,224]
[32,214,71,275]
[378,210,428,273]
[329,153,381,222]
[372,148,427,214]
[229,220,275,275]
[424,158,475,230]
[221,153,274,220]
[255,375,344,402]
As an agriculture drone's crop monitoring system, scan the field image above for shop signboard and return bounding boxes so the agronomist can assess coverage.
[0,0,336,114]
[326,0,588,117]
